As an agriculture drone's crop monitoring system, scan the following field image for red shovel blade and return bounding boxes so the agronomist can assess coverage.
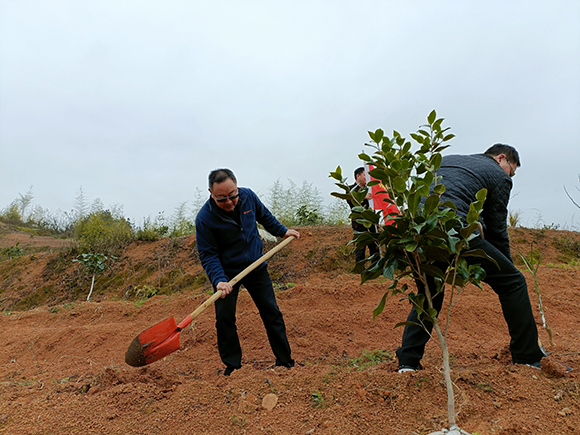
[125,316,182,367]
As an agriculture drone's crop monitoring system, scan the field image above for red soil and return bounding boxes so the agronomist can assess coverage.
[0,226,579,434]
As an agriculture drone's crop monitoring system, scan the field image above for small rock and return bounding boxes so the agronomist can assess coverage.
[558,407,572,417]
[261,393,278,411]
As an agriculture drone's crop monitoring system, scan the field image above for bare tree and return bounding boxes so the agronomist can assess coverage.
[564,175,580,209]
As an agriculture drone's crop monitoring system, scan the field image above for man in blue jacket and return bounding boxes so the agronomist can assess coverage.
[195,168,300,376]
[396,144,547,372]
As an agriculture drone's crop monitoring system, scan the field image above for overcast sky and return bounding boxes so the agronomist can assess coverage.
[1,1,579,229]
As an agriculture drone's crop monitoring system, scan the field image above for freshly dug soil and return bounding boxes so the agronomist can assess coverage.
[0,225,579,434]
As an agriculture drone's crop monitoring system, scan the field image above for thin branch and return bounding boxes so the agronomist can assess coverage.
[564,185,580,209]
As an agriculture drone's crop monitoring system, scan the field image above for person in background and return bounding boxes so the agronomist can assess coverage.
[396,144,547,373]
[195,168,300,376]
[347,166,379,263]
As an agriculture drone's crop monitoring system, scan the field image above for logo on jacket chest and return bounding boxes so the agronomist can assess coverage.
[243,209,253,215]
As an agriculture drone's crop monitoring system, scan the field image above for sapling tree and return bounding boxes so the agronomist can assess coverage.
[73,252,116,302]
[331,110,493,435]
[518,242,554,346]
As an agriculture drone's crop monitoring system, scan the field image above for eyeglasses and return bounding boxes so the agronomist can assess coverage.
[506,159,517,177]
[213,192,239,203]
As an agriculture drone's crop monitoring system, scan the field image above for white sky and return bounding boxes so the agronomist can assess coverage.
[1,0,579,228]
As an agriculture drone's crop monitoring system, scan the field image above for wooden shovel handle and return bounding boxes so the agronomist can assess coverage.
[185,236,296,324]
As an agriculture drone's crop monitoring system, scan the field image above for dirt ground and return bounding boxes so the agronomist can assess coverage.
[0,225,579,434]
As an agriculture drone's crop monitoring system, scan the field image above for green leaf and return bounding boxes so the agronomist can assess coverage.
[446,273,466,287]
[427,110,436,124]
[466,202,480,224]
[368,129,383,143]
[476,188,488,202]
[330,192,354,201]
[408,192,422,215]
[462,248,499,268]
[459,222,480,239]
[358,153,372,162]
[382,258,398,280]
[410,133,424,144]
[417,184,430,197]
[426,308,438,319]
[373,293,388,319]
[368,167,389,181]
[393,177,407,192]
[420,263,445,279]
[422,171,434,186]
[329,166,342,180]
[430,153,442,170]
[433,184,445,195]
[423,194,440,215]
[424,245,450,263]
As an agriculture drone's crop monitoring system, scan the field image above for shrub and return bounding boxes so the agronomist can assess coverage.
[74,210,134,254]
[135,216,169,241]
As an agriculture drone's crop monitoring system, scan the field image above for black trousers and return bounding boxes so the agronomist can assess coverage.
[355,241,379,263]
[353,225,379,263]
[214,264,293,370]
[396,236,545,367]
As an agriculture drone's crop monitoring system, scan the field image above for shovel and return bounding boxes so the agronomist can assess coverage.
[125,236,295,367]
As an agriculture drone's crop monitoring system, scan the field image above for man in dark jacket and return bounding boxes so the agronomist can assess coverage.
[347,167,379,263]
[396,144,546,372]
[195,168,300,376]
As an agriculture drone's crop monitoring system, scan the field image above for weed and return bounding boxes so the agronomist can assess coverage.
[415,377,430,389]
[135,285,159,300]
[348,349,393,370]
[18,378,35,387]
[311,390,325,408]
[508,210,522,228]
[273,282,295,292]
[477,382,493,392]
[555,234,580,259]
[2,243,24,260]
[323,369,337,383]
[230,416,246,427]
[133,299,146,308]
[265,378,277,393]
[335,244,354,258]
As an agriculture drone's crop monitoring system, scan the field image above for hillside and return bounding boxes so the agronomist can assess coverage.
[0,225,579,434]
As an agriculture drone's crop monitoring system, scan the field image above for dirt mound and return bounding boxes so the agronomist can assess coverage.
[0,226,579,434]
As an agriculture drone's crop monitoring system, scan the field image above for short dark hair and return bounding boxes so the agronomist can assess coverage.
[208,168,237,189]
[354,167,365,178]
[484,144,521,167]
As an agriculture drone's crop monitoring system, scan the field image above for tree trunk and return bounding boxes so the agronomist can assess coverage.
[87,274,95,302]
[433,320,456,428]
